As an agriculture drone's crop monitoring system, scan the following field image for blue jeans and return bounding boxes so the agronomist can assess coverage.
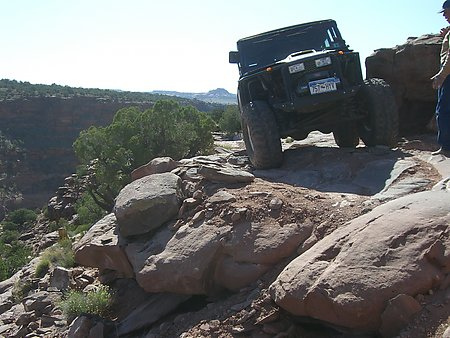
[436,75,450,150]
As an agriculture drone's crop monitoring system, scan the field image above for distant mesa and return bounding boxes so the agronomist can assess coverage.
[151,88,237,105]
[207,88,233,96]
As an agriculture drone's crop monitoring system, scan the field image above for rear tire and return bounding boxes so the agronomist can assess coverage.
[241,100,282,169]
[357,78,399,147]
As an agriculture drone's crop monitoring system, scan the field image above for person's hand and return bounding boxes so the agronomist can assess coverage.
[432,72,445,89]
[440,26,450,37]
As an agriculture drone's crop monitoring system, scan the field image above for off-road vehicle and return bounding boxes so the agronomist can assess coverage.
[229,19,398,169]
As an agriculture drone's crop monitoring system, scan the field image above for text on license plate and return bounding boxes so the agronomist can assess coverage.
[309,78,338,95]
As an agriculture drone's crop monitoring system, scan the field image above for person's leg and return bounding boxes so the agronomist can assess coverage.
[436,76,450,150]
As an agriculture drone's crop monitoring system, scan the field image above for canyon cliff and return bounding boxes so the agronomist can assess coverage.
[0,92,218,211]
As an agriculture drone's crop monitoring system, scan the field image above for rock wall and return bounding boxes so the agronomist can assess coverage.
[365,34,442,135]
[0,96,153,209]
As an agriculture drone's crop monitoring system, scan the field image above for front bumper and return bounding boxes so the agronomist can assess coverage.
[273,84,361,114]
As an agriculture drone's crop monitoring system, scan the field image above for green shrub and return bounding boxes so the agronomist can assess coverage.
[60,285,112,321]
[0,242,31,281]
[0,230,19,244]
[218,105,241,135]
[0,258,8,281]
[74,192,106,230]
[40,239,74,269]
[73,100,215,211]
[69,223,91,236]
[2,221,18,231]
[48,218,69,232]
[48,221,59,233]
[6,208,37,229]
[0,209,36,282]
[60,289,84,321]
[11,279,33,303]
[42,206,49,218]
[33,239,74,279]
[34,258,50,278]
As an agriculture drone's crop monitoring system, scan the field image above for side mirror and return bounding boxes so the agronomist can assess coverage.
[229,51,240,64]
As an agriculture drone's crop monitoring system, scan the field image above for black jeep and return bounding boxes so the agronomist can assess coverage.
[229,19,398,169]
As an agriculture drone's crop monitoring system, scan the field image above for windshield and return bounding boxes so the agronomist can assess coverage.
[236,20,346,75]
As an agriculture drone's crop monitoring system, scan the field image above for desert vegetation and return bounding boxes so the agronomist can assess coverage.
[0,208,36,280]
[0,79,173,103]
[0,95,241,284]
[59,285,112,322]
[73,99,216,211]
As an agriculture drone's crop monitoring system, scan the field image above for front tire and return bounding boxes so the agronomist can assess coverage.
[333,122,359,148]
[241,100,282,169]
[357,78,399,147]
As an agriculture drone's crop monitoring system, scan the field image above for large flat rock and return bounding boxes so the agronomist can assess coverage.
[270,189,449,333]
[132,219,313,294]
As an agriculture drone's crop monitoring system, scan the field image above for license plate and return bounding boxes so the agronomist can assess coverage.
[309,78,338,95]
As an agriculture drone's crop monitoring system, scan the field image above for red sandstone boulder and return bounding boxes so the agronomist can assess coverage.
[73,213,134,278]
[132,219,312,294]
[114,173,182,237]
[269,189,449,335]
[130,157,178,181]
[366,34,442,134]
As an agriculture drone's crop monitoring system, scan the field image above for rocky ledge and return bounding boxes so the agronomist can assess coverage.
[0,132,449,338]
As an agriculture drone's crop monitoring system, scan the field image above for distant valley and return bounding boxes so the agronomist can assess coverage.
[152,88,237,105]
[0,79,234,212]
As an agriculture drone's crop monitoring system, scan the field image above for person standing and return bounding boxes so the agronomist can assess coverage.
[431,0,450,156]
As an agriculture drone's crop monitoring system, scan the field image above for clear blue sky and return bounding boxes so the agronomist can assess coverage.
[0,0,446,94]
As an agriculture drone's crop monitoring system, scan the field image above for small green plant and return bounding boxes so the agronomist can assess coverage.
[59,285,112,322]
[41,206,49,218]
[62,192,107,236]
[218,105,241,135]
[34,257,50,278]
[5,208,37,229]
[0,258,8,281]
[38,238,75,271]
[75,192,106,226]
[0,208,35,282]
[2,220,19,231]
[11,279,33,303]
[70,223,91,236]
[0,242,31,281]
[0,230,19,244]
[48,218,69,232]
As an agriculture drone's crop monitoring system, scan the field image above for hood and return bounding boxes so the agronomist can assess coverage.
[281,49,336,64]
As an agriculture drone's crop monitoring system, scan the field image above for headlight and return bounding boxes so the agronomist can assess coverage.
[315,56,332,67]
[288,63,305,74]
